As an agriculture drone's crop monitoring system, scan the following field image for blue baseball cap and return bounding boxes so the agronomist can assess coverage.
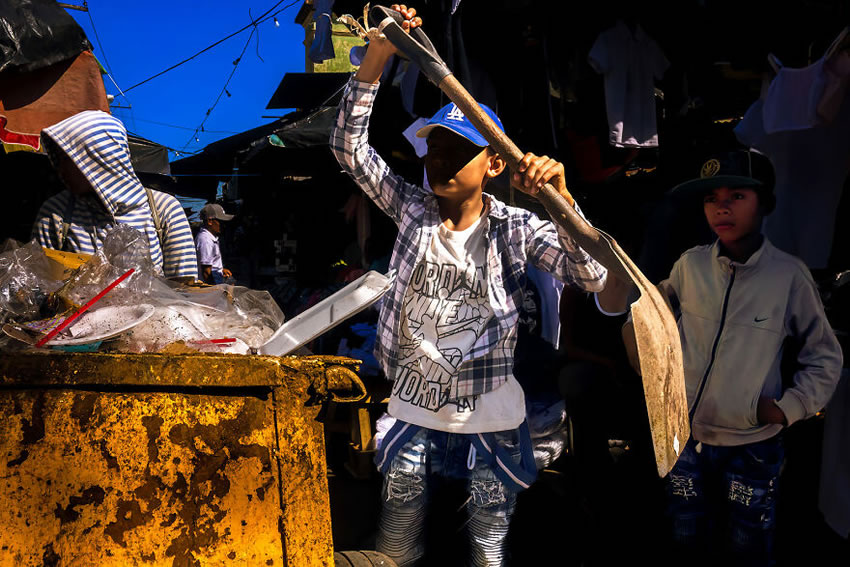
[416,102,503,147]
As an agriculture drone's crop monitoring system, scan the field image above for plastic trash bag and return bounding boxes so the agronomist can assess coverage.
[55,225,158,310]
[0,239,63,325]
[2,226,284,353]
[0,0,92,74]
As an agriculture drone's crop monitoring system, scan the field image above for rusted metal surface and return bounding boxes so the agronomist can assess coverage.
[0,352,365,392]
[0,352,360,566]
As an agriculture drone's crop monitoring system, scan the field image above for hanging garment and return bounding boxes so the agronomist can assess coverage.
[402,118,429,158]
[308,0,335,64]
[526,264,564,349]
[762,51,850,133]
[588,20,669,148]
[735,92,850,269]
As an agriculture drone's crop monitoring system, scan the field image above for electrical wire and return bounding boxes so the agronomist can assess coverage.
[110,0,301,154]
[83,0,137,136]
[179,0,303,152]
[84,1,130,104]
[180,26,257,151]
[123,0,299,93]
[129,117,239,134]
[126,132,202,157]
[84,1,115,77]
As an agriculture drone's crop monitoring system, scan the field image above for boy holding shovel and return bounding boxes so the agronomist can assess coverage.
[330,5,608,565]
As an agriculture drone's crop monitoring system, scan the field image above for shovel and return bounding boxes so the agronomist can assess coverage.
[369,5,688,477]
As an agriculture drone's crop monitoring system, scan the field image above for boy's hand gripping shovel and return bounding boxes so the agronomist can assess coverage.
[370,5,688,477]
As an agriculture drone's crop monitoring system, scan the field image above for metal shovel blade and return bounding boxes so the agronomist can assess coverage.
[600,232,689,477]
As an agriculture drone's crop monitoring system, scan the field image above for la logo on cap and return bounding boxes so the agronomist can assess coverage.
[700,159,721,178]
[446,104,465,121]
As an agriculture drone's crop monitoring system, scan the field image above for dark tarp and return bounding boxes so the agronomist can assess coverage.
[128,132,171,176]
[169,106,338,200]
[128,132,176,193]
[0,0,92,74]
[266,73,349,110]
[171,106,335,172]
[250,105,336,153]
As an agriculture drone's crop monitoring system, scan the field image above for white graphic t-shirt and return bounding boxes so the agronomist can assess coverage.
[388,214,526,433]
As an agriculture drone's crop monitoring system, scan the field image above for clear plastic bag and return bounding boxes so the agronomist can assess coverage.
[55,225,157,310]
[0,239,63,325]
[2,226,285,353]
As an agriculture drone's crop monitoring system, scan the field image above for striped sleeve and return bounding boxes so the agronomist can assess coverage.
[152,190,198,279]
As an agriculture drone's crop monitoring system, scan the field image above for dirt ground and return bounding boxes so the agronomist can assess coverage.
[326,406,848,566]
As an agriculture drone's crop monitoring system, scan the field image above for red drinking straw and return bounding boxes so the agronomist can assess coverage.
[36,268,135,348]
[189,338,237,345]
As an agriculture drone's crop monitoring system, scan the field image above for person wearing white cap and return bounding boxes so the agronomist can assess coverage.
[195,203,234,284]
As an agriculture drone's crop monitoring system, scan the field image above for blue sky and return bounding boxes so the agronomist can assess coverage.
[67,0,309,161]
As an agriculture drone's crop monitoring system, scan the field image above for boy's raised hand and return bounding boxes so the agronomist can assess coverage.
[391,5,422,33]
[511,153,576,207]
[354,4,422,83]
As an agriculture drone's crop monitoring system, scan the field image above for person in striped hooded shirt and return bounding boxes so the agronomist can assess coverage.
[32,110,198,280]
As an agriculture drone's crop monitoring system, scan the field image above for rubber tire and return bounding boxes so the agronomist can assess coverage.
[333,550,398,567]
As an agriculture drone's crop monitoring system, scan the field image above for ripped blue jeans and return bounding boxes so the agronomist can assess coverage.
[376,427,520,567]
[666,436,785,566]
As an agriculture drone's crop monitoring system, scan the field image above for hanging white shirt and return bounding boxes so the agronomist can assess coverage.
[589,20,669,148]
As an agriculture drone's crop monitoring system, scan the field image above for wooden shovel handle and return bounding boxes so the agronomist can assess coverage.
[371,4,632,283]
[439,75,633,283]
[372,6,690,478]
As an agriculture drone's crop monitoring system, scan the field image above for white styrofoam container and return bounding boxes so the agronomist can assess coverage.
[259,270,394,356]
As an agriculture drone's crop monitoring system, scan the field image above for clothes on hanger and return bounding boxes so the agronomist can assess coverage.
[734,31,850,270]
[735,90,850,270]
[588,19,669,148]
[761,48,850,133]
[308,0,336,64]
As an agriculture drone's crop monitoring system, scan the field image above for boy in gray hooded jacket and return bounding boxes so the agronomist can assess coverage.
[640,149,843,566]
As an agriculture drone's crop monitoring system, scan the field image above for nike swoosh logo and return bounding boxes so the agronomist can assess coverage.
[754,316,769,323]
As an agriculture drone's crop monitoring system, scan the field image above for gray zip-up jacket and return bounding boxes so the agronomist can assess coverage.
[661,238,843,446]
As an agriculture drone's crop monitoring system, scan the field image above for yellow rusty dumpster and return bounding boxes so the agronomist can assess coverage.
[0,351,366,567]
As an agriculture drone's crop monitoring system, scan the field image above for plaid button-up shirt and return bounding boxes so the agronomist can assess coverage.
[331,78,607,399]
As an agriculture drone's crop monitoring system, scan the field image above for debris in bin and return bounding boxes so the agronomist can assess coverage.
[17,311,72,334]
[190,338,237,345]
[0,226,285,354]
[0,240,64,326]
[44,304,155,346]
[49,341,103,353]
[36,268,135,347]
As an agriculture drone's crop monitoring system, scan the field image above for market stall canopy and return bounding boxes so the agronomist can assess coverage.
[0,0,107,153]
[0,0,92,74]
[128,133,171,176]
[266,73,350,110]
[170,106,337,199]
